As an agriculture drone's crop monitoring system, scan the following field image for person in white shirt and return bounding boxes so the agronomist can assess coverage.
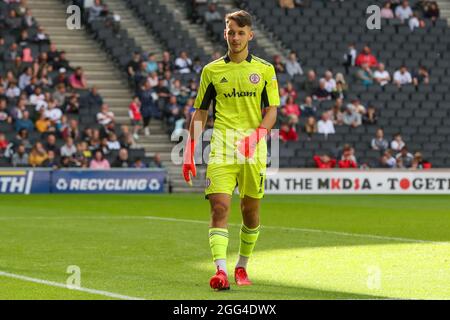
[393,66,412,87]
[321,70,336,93]
[317,111,335,135]
[44,101,62,124]
[29,87,45,106]
[395,0,413,22]
[174,51,192,74]
[391,133,406,152]
[285,51,304,78]
[96,103,115,126]
[373,63,391,86]
[60,137,77,157]
[409,13,420,31]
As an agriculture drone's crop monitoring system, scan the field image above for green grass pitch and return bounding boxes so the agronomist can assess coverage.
[0,194,449,300]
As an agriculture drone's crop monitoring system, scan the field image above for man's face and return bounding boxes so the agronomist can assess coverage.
[224,19,253,54]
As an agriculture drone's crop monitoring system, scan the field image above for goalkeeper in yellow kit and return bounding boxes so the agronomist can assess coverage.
[182,10,280,290]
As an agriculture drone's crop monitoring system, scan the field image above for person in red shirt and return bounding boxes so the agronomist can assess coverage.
[279,123,298,142]
[129,95,142,140]
[0,133,9,156]
[313,154,336,169]
[355,46,378,68]
[338,144,358,168]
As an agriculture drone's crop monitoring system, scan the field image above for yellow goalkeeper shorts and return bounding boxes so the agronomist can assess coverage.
[205,159,267,199]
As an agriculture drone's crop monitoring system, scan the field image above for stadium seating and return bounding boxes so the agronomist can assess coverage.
[230,0,450,168]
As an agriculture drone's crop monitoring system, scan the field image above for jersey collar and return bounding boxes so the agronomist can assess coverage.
[223,53,252,64]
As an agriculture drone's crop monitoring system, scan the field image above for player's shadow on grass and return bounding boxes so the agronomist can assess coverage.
[229,281,392,300]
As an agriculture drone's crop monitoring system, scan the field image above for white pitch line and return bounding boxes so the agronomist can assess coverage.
[0,271,144,300]
[142,216,449,245]
[0,215,448,245]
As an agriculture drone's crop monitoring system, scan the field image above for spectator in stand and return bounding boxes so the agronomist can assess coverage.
[363,105,378,125]
[373,63,391,86]
[52,83,67,108]
[371,128,389,151]
[133,157,148,169]
[89,0,108,22]
[424,2,440,22]
[304,116,317,140]
[409,12,426,31]
[60,137,77,158]
[69,67,88,89]
[146,53,158,74]
[29,86,45,106]
[45,134,59,156]
[343,43,357,73]
[89,150,110,169]
[332,73,348,100]
[279,122,298,142]
[381,1,395,18]
[0,133,9,157]
[86,85,103,109]
[107,132,121,151]
[65,94,80,114]
[312,79,332,101]
[273,55,286,75]
[284,96,301,121]
[97,103,115,127]
[301,70,319,96]
[112,148,131,168]
[343,104,362,128]
[12,144,29,167]
[34,26,50,44]
[0,98,11,124]
[15,110,34,132]
[139,81,159,136]
[280,81,298,105]
[161,51,174,73]
[338,145,358,168]
[44,100,63,125]
[380,150,397,168]
[412,65,430,86]
[285,51,304,78]
[42,150,59,169]
[393,65,413,87]
[330,98,344,126]
[204,3,222,23]
[29,141,48,167]
[35,112,53,133]
[313,154,337,169]
[395,0,413,22]
[149,153,164,169]
[355,46,378,68]
[129,95,142,140]
[396,146,414,168]
[54,68,69,87]
[174,51,193,74]
[321,70,336,93]
[299,96,316,118]
[127,51,142,78]
[411,152,431,169]
[356,63,374,87]
[279,0,295,9]
[347,98,366,115]
[391,133,406,152]
[317,111,335,136]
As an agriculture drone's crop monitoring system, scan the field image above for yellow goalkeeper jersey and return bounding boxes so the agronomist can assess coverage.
[194,53,280,131]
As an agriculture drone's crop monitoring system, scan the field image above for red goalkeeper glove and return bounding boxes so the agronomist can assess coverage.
[182,138,196,186]
[237,126,268,159]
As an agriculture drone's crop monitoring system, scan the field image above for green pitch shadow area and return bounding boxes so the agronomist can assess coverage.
[0,194,449,300]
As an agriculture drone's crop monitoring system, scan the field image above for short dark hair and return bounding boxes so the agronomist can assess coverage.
[225,10,252,28]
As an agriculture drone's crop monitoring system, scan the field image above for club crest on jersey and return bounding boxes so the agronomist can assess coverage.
[249,73,260,84]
